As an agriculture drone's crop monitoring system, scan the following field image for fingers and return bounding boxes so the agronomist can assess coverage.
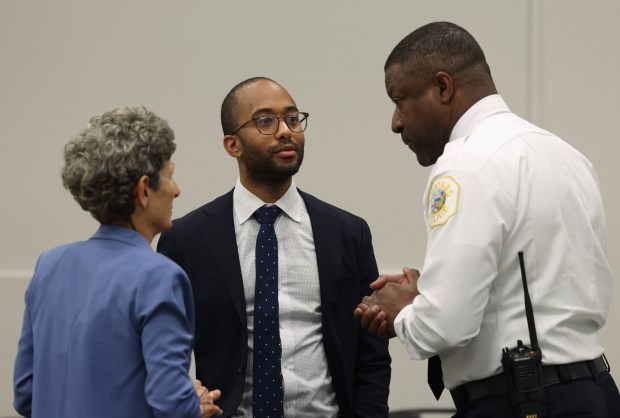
[357,303,393,340]
[402,267,420,281]
[354,302,369,319]
[196,385,207,401]
[358,268,420,340]
[359,305,378,328]
[208,389,221,401]
[369,276,387,290]
[377,319,390,340]
[194,379,224,417]
[194,380,208,401]
[372,272,410,289]
[199,388,223,417]
[200,403,223,417]
[358,294,386,335]
[367,312,388,337]
[402,267,421,296]
[359,304,386,331]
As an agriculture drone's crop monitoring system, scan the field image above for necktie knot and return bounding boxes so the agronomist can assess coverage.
[253,205,281,225]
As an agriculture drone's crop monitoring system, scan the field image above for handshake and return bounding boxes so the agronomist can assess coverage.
[354,267,421,339]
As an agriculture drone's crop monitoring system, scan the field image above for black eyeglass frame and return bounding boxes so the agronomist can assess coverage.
[229,112,309,136]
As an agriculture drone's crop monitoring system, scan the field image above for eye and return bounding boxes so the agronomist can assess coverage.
[255,114,274,128]
[285,113,301,126]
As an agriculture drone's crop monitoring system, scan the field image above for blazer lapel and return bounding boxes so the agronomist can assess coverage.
[300,191,342,300]
[197,191,247,325]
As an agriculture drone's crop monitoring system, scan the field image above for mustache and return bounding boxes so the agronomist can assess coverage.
[270,139,302,154]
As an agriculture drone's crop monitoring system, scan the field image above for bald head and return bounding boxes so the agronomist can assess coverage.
[221,76,279,135]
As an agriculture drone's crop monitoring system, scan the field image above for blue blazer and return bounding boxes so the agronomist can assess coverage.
[158,189,391,418]
[14,225,200,418]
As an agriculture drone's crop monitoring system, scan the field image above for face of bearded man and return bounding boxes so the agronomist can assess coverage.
[237,135,304,184]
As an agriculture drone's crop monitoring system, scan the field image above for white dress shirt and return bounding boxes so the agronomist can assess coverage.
[394,95,613,389]
[232,179,338,417]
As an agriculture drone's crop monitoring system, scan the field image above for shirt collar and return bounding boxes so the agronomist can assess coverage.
[449,94,511,142]
[233,178,303,225]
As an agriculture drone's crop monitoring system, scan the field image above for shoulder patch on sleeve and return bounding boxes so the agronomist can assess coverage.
[427,175,460,228]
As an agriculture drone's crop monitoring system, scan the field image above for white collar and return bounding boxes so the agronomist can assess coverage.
[233,178,303,225]
[449,94,511,142]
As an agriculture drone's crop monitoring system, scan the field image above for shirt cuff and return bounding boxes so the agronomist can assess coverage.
[394,303,433,360]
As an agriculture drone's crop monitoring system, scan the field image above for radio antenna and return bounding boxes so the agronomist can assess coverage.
[518,251,539,351]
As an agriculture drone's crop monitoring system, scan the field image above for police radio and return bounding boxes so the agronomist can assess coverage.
[501,252,548,418]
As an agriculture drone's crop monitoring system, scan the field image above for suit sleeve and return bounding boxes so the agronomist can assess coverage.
[354,220,391,417]
[12,253,47,418]
[135,263,201,418]
[13,285,34,417]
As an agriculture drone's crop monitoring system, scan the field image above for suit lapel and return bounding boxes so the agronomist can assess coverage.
[197,191,247,325]
[300,191,342,301]
[198,190,343,324]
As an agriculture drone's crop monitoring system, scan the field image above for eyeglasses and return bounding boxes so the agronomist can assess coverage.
[230,112,309,135]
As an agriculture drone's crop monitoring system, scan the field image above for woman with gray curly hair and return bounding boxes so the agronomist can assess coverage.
[13,106,222,418]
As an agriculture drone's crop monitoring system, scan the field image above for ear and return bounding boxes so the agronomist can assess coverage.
[223,134,243,158]
[434,71,454,103]
[134,175,150,209]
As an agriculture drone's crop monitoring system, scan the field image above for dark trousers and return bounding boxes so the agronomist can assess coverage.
[452,371,620,418]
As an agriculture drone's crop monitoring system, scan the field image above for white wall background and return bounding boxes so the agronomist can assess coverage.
[1,0,619,414]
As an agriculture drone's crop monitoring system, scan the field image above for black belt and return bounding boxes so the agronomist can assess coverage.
[450,356,609,410]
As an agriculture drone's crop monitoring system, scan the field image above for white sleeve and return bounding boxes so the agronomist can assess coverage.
[395,170,514,358]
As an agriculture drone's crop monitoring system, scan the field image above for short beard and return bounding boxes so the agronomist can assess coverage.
[242,140,304,184]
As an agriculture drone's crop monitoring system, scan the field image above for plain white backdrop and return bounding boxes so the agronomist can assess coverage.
[1,0,619,414]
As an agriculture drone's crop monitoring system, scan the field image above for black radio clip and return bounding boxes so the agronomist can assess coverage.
[501,252,548,418]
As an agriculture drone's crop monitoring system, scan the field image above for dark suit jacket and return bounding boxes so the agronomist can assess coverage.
[157,189,391,417]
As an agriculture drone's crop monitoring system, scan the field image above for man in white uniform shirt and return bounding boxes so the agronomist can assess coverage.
[355,22,620,417]
[158,77,391,418]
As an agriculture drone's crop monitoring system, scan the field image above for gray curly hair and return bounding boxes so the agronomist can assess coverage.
[61,106,176,224]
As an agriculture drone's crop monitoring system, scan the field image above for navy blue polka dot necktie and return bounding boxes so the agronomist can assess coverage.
[252,205,284,418]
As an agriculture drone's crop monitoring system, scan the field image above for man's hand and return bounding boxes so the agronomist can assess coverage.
[354,267,420,339]
[354,268,411,320]
[194,379,223,417]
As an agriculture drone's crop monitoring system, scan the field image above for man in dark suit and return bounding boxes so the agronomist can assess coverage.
[158,77,391,418]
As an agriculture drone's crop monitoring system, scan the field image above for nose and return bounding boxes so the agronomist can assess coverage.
[274,118,293,139]
[391,109,403,134]
[173,181,181,198]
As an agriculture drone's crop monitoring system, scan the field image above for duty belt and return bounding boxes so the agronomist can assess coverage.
[450,355,609,410]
